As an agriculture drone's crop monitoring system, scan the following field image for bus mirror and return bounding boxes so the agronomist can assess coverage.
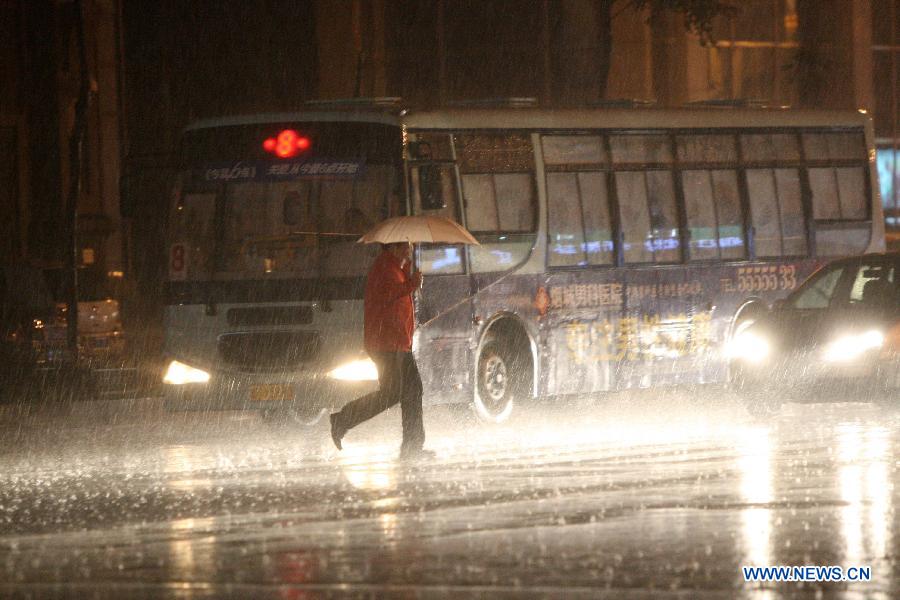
[418,165,446,211]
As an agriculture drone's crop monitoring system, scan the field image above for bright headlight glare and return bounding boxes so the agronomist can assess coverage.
[726,331,770,362]
[329,358,378,381]
[822,330,884,362]
[163,360,211,385]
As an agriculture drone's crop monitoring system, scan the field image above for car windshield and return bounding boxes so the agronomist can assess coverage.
[788,265,845,310]
[788,257,900,311]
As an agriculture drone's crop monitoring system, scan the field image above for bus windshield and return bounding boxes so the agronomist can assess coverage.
[168,120,402,282]
[170,165,395,281]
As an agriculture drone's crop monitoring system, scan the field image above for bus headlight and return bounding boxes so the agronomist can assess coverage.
[822,330,883,362]
[163,359,211,385]
[328,358,378,381]
[726,331,770,363]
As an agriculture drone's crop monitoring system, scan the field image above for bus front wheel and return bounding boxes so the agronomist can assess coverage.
[474,336,530,423]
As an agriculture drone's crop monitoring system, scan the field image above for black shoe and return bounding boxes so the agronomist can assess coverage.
[399,447,436,462]
[329,413,346,450]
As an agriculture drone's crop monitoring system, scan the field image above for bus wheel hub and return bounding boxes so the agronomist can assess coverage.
[484,355,507,401]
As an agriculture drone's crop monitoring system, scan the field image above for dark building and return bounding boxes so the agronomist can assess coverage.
[1,0,897,301]
[1,0,124,275]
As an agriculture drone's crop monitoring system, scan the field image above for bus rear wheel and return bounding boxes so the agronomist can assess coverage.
[475,335,531,423]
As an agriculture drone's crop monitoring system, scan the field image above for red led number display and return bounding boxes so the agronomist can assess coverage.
[263,130,311,158]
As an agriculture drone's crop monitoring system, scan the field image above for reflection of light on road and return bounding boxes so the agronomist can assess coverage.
[380,513,398,541]
[165,446,213,490]
[164,445,217,582]
[838,425,891,566]
[867,460,889,560]
[838,425,863,565]
[439,412,759,463]
[167,516,216,582]
[339,444,397,491]
[372,496,401,509]
[865,427,890,562]
[736,426,772,567]
[165,445,200,472]
[170,515,215,531]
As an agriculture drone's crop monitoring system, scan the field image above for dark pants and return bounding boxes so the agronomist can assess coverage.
[333,351,425,450]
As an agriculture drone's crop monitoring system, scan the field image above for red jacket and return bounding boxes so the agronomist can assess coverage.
[363,250,418,353]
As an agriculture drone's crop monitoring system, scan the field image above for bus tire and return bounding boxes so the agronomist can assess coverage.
[474,334,531,423]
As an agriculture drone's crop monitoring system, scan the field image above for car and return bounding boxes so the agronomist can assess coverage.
[0,264,60,398]
[727,252,900,415]
[1,264,128,403]
[42,266,126,364]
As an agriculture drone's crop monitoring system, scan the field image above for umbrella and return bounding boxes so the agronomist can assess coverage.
[357,215,480,245]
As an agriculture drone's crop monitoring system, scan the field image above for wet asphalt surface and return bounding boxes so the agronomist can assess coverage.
[0,390,898,599]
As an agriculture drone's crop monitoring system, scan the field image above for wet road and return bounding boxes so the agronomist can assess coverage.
[0,392,897,599]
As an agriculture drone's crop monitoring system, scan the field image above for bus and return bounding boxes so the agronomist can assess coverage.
[162,99,882,422]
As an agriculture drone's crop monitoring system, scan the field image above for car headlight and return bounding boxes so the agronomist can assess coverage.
[163,359,211,385]
[726,330,770,363]
[822,330,883,363]
[328,358,378,381]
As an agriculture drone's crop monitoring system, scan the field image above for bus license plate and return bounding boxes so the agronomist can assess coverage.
[250,384,294,401]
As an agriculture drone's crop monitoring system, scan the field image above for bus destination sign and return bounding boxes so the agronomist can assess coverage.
[200,159,366,182]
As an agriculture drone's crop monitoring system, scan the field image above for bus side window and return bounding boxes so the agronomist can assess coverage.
[542,135,612,268]
[609,134,679,264]
[411,164,464,275]
[547,172,614,267]
[682,169,744,261]
[802,132,866,161]
[809,167,867,220]
[547,173,585,267]
[462,174,499,230]
[615,171,680,264]
[461,173,537,233]
[741,133,800,162]
[418,165,447,210]
[676,134,737,163]
[495,173,535,231]
[802,130,871,256]
[746,168,807,257]
[411,164,459,220]
[454,133,537,273]
[462,172,536,273]
[610,135,672,163]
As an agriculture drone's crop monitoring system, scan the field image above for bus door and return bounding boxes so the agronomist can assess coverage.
[458,156,539,398]
[410,163,475,402]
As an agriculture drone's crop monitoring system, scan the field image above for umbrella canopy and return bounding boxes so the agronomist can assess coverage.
[357,215,480,245]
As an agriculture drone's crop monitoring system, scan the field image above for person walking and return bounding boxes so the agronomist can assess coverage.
[329,241,433,460]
